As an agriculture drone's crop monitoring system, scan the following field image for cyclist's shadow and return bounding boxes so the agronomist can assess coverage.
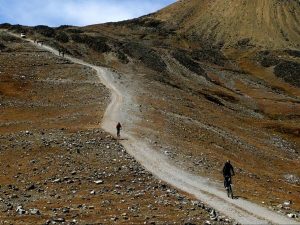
[117,138,128,141]
[232,195,247,200]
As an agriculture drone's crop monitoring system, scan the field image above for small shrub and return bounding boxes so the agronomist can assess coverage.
[122,42,167,72]
[236,38,251,47]
[173,50,206,75]
[116,50,129,64]
[8,24,27,33]
[274,61,300,87]
[260,57,281,67]
[71,34,110,53]
[70,34,83,43]
[0,33,19,42]
[67,29,83,34]
[0,42,6,51]
[285,50,300,58]
[34,25,56,37]
[55,32,69,43]
[256,51,280,67]
[191,48,226,66]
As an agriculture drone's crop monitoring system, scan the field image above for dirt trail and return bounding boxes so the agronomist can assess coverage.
[15,33,299,225]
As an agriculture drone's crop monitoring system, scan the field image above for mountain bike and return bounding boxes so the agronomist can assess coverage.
[224,176,234,199]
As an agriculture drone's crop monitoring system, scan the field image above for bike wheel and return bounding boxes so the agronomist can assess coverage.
[229,185,233,199]
[226,187,230,197]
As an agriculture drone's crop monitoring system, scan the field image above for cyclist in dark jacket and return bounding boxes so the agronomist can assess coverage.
[116,122,122,138]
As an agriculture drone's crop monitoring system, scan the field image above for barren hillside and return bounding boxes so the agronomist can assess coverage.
[0,31,229,224]
[153,0,300,49]
[1,0,300,222]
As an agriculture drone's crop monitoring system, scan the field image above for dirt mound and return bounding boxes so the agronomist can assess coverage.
[152,0,300,49]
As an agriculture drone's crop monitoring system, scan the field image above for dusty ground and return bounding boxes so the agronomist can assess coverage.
[135,61,300,210]
[0,32,232,224]
[0,129,231,225]
[0,32,107,133]
[120,53,300,214]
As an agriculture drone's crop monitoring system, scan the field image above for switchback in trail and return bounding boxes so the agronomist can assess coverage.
[16,33,298,225]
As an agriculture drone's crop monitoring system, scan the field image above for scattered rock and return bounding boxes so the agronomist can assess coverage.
[29,208,40,215]
[284,174,300,185]
[53,217,65,222]
[283,200,292,207]
[16,206,26,215]
[53,178,61,183]
[94,180,104,184]
[62,207,70,213]
[26,183,36,190]
[287,213,297,218]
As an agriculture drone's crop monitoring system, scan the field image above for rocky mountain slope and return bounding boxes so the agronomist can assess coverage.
[1,0,300,221]
[0,31,231,224]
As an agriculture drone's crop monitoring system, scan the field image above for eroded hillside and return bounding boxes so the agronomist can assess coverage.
[153,0,300,49]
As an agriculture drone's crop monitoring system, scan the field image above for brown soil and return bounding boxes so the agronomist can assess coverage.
[0,32,230,224]
[153,0,300,49]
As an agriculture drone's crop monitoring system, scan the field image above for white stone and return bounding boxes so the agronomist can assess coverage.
[94,180,103,184]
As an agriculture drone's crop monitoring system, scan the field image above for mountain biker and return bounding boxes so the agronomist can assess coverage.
[223,160,235,188]
[116,122,122,138]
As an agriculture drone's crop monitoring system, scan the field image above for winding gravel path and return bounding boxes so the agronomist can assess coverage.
[15,33,298,225]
